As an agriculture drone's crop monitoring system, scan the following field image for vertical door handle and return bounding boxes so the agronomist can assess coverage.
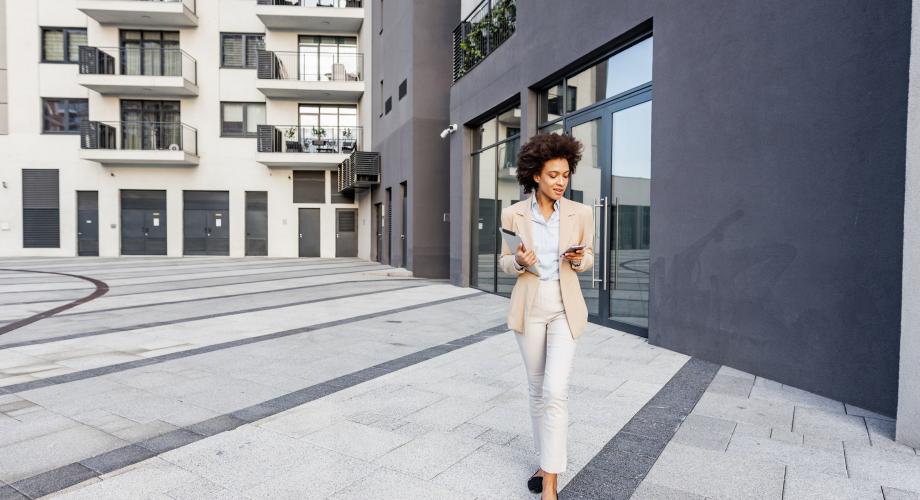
[591,199,603,289]
[604,196,611,291]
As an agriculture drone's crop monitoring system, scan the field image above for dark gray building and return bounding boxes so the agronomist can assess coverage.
[369,0,458,278]
[445,0,920,445]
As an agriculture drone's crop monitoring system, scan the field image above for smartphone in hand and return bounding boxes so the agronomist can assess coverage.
[561,243,586,256]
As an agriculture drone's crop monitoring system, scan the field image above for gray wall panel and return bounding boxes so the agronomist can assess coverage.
[372,0,457,278]
[448,0,911,415]
[898,0,920,447]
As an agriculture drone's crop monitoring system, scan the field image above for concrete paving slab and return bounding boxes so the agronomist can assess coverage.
[375,429,485,480]
[643,441,786,499]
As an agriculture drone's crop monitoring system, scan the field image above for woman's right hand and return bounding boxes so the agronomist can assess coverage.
[515,243,537,268]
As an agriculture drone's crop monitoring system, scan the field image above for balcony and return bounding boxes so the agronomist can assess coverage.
[256,50,363,101]
[337,150,380,193]
[452,0,516,83]
[256,124,361,168]
[79,121,199,166]
[255,0,363,33]
[78,46,198,97]
[76,0,198,27]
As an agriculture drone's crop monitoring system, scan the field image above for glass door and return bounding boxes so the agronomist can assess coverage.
[565,111,606,320]
[564,90,652,336]
[609,99,652,330]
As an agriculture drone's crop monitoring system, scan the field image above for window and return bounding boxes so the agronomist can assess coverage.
[297,35,359,81]
[398,79,407,100]
[330,171,355,204]
[470,104,521,296]
[120,30,181,76]
[221,102,265,137]
[121,100,180,150]
[293,171,325,203]
[536,36,653,130]
[42,28,86,63]
[385,97,392,115]
[221,33,265,69]
[42,98,88,134]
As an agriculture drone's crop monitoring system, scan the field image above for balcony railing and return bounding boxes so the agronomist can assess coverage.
[79,46,197,85]
[80,120,198,156]
[256,0,361,7]
[257,50,362,82]
[338,150,380,193]
[452,0,516,83]
[257,125,361,154]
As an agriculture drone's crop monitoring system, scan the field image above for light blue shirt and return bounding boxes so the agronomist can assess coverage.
[514,194,560,281]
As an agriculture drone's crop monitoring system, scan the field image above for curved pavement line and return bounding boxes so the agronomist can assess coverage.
[0,268,109,336]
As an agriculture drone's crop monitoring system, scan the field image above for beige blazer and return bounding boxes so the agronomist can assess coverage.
[499,195,595,339]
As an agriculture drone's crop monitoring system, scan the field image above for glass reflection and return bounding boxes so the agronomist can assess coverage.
[538,82,564,125]
[472,147,498,293]
[566,37,652,114]
[567,119,602,317]
[609,100,652,327]
[496,137,521,297]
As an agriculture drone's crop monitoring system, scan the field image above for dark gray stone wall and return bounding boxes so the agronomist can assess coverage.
[448,0,911,415]
[371,0,457,278]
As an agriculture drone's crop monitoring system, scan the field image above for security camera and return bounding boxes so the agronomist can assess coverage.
[439,124,458,139]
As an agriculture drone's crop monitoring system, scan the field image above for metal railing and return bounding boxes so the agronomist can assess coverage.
[257,50,362,82]
[452,0,516,83]
[79,46,198,85]
[256,0,361,7]
[257,125,362,154]
[80,120,198,156]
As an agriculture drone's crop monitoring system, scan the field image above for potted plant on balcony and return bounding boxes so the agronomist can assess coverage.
[341,127,355,153]
[311,126,328,152]
[284,126,302,152]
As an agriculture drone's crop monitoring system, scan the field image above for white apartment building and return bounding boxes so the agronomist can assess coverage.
[0,0,378,258]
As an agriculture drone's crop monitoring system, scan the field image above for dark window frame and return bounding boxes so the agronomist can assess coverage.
[535,32,653,130]
[220,33,265,69]
[40,27,87,64]
[384,96,392,115]
[398,79,407,100]
[41,98,88,135]
[220,102,266,138]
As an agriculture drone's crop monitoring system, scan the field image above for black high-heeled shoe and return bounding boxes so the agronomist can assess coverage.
[527,469,543,494]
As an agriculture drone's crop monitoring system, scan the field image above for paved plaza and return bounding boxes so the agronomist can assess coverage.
[0,257,917,499]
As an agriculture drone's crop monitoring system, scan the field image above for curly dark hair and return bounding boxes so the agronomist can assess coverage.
[515,133,583,193]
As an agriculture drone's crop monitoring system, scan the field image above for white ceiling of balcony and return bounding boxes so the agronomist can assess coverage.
[76,0,199,27]
[255,5,363,32]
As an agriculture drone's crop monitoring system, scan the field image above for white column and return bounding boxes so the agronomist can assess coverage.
[897,0,920,448]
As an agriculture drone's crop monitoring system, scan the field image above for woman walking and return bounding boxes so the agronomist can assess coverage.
[500,133,594,499]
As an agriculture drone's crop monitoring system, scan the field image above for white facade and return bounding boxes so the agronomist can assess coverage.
[0,0,374,259]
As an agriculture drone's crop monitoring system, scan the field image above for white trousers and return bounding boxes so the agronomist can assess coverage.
[514,279,578,474]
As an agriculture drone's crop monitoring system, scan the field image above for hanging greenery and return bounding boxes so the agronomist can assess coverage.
[456,0,516,79]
